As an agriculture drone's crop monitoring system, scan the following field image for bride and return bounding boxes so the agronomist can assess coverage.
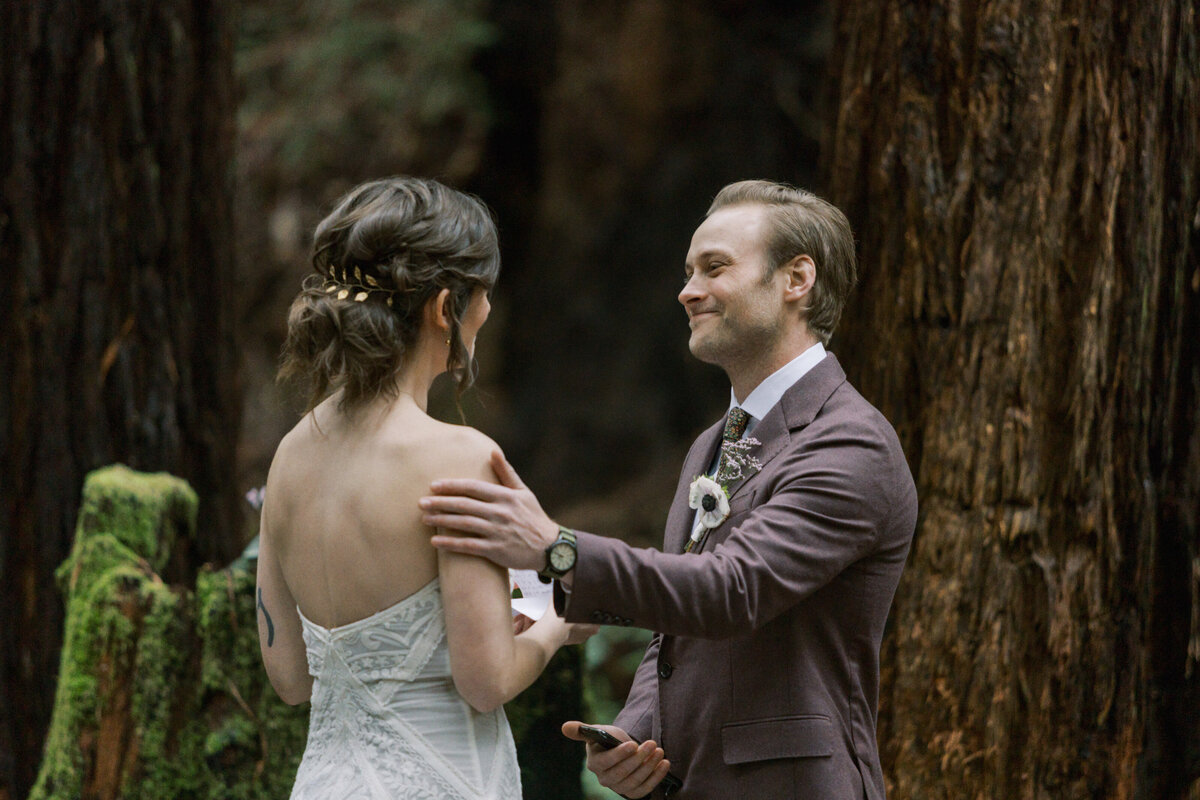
[255,176,591,799]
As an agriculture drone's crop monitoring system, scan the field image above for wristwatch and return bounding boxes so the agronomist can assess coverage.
[537,526,577,583]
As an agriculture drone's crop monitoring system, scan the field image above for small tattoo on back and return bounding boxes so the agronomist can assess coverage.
[257,587,275,647]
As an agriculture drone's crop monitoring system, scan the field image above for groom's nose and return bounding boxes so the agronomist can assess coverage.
[679,274,704,307]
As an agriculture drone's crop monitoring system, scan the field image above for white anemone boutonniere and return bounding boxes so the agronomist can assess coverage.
[685,437,762,551]
[689,475,730,529]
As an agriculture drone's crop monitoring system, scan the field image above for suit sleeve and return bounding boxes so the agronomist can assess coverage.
[562,426,909,638]
[611,634,660,742]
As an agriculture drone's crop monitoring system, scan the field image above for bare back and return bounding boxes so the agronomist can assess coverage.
[264,395,496,628]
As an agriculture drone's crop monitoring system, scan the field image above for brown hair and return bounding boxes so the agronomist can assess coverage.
[707,180,856,345]
[279,176,500,413]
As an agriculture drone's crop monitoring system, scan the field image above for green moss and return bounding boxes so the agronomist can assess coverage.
[33,529,156,800]
[31,467,307,800]
[70,464,197,573]
[197,567,268,692]
[122,579,205,800]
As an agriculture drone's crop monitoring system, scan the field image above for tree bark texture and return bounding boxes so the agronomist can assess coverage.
[0,2,241,797]
[825,0,1200,796]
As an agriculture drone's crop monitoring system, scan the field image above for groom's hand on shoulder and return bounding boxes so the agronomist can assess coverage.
[421,449,558,571]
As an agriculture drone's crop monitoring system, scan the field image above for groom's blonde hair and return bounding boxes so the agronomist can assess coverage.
[708,180,857,345]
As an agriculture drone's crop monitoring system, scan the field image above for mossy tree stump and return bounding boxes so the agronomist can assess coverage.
[32,465,585,799]
[30,466,306,800]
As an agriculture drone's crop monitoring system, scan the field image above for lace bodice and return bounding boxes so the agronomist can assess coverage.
[289,579,521,800]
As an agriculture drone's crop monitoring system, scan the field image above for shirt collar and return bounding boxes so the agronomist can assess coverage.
[730,342,827,428]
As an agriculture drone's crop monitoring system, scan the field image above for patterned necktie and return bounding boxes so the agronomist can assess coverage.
[715,407,752,479]
[684,407,752,554]
[722,406,751,446]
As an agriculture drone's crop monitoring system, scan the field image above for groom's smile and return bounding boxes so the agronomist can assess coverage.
[687,308,721,326]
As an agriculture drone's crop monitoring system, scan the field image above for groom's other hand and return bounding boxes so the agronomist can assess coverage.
[422,450,559,572]
[562,721,671,799]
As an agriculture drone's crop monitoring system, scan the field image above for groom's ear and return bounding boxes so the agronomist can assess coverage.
[782,254,815,307]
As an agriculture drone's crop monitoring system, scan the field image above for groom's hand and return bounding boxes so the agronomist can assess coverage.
[421,450,559,572]
[562,721,671,799]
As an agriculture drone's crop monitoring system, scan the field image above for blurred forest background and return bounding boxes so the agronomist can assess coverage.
[2,0,1198,798]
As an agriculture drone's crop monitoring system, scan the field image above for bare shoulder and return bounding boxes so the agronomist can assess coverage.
[266,411,327,480]
[418,420,501,484]
[432,420,497,454]
[273,416,307,460]
[263,414,310,486]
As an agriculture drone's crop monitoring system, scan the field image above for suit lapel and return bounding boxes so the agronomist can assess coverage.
[663,420,723,554]
[780,353,846,430]
[712,354,850,506]
[662,353,849,552]
[724,354,847,500]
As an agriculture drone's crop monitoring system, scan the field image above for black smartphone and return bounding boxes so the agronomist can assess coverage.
[577,724,624,749]
[576,725,684,795]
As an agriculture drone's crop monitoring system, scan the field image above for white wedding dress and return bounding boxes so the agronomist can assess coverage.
[290,578,522,799]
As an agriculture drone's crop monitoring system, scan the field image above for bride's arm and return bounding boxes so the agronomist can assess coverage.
[255,493,313,705]
[437,440,572,712]
[439,431,588,714]
[440,546,570,713]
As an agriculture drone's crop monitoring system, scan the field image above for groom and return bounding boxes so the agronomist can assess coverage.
[421,180,917,799]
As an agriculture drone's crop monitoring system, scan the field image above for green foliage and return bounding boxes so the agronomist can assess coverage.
[195,564,308,800]
[582,626,654,725]
[237,0,496,187]
[506,645,581,745]
[580,627,654,799]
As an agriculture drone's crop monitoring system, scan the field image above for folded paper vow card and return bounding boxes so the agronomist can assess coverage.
[509,569,553,620]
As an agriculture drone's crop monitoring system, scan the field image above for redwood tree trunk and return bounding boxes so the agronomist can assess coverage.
[825,0,1200,796]
[0,3,241,797]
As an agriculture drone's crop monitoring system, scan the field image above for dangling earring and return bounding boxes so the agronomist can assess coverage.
[445,337,451,346]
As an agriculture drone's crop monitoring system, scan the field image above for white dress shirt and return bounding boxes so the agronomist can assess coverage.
[729,342,826,440]
[689,343,827,538]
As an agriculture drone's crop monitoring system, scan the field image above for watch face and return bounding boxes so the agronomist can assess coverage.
[549,542,575,571]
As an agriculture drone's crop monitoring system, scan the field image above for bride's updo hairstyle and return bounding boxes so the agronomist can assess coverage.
[279,176,500,413]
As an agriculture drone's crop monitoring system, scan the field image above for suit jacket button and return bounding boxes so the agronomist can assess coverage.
[657,661,673,679]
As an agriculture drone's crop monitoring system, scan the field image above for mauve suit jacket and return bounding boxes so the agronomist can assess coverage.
[559,354,917,799]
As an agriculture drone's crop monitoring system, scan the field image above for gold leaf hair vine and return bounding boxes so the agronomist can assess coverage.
[322,264,401,306]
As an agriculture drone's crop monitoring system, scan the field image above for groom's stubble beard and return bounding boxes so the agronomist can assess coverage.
[689,314,787,381]
[687,281,787,374]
